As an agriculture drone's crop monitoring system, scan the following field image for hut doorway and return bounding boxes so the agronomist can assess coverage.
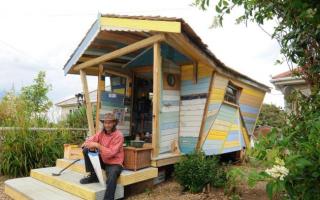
[131,74,153,142]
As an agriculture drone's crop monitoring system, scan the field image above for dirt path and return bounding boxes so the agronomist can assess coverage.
[127,179,268,200]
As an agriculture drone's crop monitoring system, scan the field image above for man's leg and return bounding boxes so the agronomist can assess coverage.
[82,148,95,173]
[104,164,122,200]
[80,148,99,184]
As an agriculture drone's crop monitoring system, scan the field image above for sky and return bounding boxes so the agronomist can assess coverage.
[0,0,289,110]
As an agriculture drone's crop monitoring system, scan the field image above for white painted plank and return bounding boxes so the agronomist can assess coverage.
[180,116,202,122]
[181,99,206,106]
[163,90,180,96]
[180,121,202,127]
[163,95,180,101]
[161,106,180,112]
[180,104,205,111]
[160,128,179,135]
[180,110,204,116]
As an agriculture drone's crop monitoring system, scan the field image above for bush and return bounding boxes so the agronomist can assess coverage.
[174,151,226,193]
[0,128,74,177]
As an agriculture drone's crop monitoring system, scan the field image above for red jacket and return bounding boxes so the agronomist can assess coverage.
[86,129,124,165]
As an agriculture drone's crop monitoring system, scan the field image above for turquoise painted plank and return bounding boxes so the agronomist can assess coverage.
[203,148,220,155]
[208,103,220,111]
[181,82,210,92]
[160,113,179,124]
[239,104,259,114]
[203,115,217,133]
[161,100,180,106]
[160,122,179,131]
[243,117,256,122]
[181,87,209,96]
[179,137,198,154]
[226,131,240,141]
[181,77,211,86]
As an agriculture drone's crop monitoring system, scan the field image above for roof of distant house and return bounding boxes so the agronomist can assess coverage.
[56,86,111,107]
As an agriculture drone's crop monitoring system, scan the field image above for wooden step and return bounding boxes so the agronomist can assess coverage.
[5,177,82,200]
[30,167,124,200]
[56,158,158,186]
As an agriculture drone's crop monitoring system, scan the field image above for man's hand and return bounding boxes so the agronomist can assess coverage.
[83,142,100,150]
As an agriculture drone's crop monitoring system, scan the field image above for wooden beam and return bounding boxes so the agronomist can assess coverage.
[95,65,104,132]
[100,17,181,33]
[152,42,161,158]
[196,71,215,150]
[80,70,95,136]
[74,34,165,71]
[97,31,144,44]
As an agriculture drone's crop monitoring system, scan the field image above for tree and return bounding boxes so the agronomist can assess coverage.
[194,0,320,92]
[20,71,52,120]
[193,1,320,198]
[256,104,286,129]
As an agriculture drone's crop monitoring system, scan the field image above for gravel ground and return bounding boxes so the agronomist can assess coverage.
[0,176,12,200]
[0,176,267,200]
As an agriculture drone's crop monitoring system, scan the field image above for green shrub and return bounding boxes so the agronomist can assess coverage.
[0,128,74,177]
[174,151,226,193]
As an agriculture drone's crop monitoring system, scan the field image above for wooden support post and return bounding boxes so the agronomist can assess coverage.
[80,70,95,136]
[95,65,105,132]
[152,42,161,158]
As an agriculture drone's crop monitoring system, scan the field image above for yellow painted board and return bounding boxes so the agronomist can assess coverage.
[207,134,225,140]
[223,141,240,148]
[30,170,95,200]
[56,159,158,186]
[5,185,29,200]
[100,17,181,33]
[208,130,227,136]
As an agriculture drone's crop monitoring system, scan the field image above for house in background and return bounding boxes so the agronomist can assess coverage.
[55,87,111,119]
[270,68,310,112]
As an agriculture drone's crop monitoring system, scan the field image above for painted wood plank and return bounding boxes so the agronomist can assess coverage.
[180,110,204,116]
[181,99,206,106]
[100,17,181,33]
[160,128,179,135]
[161,106,179,112]
[180,116,202,122]
[180,121,202,127]
[163,90,180,96]
[180,104,205,111]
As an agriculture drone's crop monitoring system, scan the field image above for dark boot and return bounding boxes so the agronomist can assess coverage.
[80,173,99,184]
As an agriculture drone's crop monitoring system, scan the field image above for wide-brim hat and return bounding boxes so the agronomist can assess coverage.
[100,113,118,123]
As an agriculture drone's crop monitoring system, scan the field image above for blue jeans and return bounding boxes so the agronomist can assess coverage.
[82,148,123,200]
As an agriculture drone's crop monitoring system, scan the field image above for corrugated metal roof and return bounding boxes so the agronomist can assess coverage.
[63,14,270,91]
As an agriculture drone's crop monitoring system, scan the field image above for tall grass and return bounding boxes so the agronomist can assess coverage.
[0,90,87,177]
[0,128,80,177]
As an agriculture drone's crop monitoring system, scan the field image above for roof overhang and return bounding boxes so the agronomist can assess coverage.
[63,14,270,93]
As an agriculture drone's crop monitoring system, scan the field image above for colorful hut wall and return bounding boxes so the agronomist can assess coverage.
[201,74,265,155]
[179,65,213,153]
[159,60,181,153]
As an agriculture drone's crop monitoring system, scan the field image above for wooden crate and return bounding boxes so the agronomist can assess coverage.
[124,147,152,171]
[64,144,84,160]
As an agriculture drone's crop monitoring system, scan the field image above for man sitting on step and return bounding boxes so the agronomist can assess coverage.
[80,113,124,200]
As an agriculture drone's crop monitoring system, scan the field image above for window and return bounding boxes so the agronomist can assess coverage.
[224,83,240,104]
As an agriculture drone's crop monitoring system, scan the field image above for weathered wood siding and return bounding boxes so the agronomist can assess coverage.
[202,104,245,155]
[200,74,266,155]
[159,60,180,154]
[179,65,213,154]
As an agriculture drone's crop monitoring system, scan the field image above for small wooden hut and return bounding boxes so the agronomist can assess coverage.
[64,14,270,164]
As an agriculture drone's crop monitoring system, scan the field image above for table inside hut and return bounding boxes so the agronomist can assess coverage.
[123,146,153,171]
